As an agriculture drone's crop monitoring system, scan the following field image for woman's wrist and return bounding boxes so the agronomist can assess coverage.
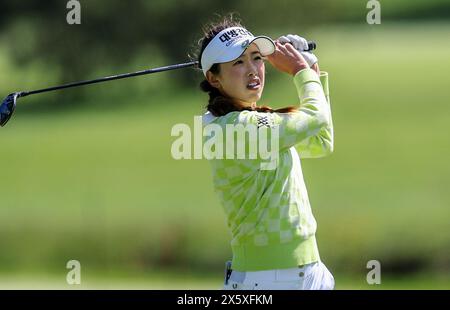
[311,63,320,74]
[291,64,309,76]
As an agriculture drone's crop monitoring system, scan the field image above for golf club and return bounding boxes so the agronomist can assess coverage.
[0,61,199,127]
[0,40,316,128]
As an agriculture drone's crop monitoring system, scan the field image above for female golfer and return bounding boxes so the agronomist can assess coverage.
[196,15,334,290]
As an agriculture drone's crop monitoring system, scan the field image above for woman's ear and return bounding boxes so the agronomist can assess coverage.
[206,71,221,89]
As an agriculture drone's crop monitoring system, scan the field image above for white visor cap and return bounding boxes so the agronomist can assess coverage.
[200,27,275,77]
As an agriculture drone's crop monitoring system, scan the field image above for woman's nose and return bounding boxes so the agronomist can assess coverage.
[247,63,258,76]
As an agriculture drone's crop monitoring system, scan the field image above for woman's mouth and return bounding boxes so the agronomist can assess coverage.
[247,80,261,90]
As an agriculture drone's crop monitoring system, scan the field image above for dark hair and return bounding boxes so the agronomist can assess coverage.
[192,13,298,117]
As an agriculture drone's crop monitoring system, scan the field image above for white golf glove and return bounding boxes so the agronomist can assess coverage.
[277,34,318,67]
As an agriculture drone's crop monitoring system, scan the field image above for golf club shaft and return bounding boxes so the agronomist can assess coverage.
[17,38,318,98]
[18,61,199,98]
[17,40,317,98]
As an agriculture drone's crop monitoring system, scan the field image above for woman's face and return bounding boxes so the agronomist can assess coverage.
[207,43,265,108]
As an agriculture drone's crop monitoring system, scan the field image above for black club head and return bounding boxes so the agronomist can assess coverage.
[0,93,20,127]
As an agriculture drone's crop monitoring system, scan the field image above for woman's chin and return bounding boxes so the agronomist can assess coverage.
[249,94,262,102]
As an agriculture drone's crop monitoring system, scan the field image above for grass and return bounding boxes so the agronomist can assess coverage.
[1,270,449,290]
[0,22,450,289]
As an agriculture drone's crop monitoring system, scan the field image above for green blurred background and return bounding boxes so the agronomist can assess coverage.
[1,0,449,289]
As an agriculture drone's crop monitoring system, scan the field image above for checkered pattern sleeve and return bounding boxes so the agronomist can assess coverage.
[238,68,333,156]
[294,71,333,158]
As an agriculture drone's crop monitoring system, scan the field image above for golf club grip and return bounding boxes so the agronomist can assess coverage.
[306,41,316,51]
[278,40,316,51]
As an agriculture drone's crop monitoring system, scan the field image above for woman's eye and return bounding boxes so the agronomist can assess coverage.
[233,56,262,65]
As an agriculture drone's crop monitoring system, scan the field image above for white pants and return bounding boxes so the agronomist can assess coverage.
[222,261,335,290]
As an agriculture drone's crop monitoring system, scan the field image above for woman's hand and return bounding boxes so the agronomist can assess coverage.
[266,41,309,76]
[276,34,320,75]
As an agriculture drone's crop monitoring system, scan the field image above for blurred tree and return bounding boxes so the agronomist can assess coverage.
[0,0,449,109]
